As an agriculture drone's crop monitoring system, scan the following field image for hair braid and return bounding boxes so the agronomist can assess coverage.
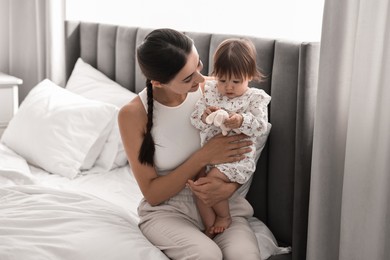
[138,79,155,166]
[136,28,193,166]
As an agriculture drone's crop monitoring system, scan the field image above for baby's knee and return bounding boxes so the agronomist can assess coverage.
[208,167,229,182]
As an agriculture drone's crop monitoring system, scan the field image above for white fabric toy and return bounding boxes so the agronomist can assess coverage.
[205,109,231,136]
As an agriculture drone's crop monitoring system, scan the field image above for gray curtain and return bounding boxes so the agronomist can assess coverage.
[0,0,65,103]
[307,0,390,259]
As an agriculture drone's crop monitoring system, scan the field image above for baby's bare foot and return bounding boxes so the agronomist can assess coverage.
[205,226,216,239]
[212,216,232,234]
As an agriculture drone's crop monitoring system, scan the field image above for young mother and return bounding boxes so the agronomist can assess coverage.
[118,28,261,260]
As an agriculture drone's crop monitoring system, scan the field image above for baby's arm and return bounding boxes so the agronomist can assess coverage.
[191,94,223,130]
[190,97,209,130]
[233,90,271,137]
[223,113,243,129]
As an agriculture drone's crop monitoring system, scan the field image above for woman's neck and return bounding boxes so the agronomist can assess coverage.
[153,88,187,107]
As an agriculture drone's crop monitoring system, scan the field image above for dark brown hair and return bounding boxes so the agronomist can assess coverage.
[212,38,264,82]
[136,28,193,166]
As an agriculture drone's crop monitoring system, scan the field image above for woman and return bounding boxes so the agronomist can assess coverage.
[118,28,261,260]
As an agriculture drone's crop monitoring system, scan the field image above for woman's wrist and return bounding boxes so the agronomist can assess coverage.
[190,149,208,171]
[192,148,209,169]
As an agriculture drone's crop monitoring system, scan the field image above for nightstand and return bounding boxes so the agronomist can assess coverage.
[0,72,22,137]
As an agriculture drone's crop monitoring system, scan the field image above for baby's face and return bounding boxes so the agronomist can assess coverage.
[216,76,250,99]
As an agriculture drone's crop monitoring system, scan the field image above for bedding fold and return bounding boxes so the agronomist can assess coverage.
[0,185,169,260]
[0,143,35,186]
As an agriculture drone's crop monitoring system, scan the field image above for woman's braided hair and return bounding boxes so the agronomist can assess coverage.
[136,29,193,166]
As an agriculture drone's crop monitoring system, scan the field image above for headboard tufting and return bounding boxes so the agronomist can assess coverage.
[65,20,320,260]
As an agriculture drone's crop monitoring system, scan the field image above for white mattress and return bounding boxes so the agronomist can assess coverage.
[0,143,289,260]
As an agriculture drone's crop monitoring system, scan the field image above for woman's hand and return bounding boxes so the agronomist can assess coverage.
[187,176,239,207]
[200,134,252,166]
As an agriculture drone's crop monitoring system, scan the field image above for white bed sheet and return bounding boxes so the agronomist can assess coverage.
[0,185,169,260]
[0,143,290,260]
[29,163,143,221]
[0,143,169,260]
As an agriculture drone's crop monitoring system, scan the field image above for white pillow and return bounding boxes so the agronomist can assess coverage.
[1,79,117,179]
[248,217,292,259]
[66,58,137,108]
[82,117,121,174]
[66,58,138,169]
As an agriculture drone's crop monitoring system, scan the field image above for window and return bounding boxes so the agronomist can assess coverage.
[66,0,324,42]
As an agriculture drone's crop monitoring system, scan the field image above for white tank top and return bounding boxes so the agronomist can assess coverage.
[139,88,202,176]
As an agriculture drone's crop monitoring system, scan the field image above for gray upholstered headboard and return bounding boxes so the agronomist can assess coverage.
[65,21,319,260]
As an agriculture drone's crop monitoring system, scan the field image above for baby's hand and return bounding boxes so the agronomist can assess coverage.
[202,106,220,123]
[224,113,243,129]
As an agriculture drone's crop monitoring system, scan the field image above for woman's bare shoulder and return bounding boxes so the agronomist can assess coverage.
[118,96,146,127]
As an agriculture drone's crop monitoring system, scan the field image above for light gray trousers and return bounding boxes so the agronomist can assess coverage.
[138,187,261,260]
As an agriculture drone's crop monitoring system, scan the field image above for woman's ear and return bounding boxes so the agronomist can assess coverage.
[151,80,163,88]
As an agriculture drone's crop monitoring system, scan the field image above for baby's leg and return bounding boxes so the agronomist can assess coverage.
[212,198,232,234]
[207,168,232,234]
[196,195,216,238]
[194,168,216,238]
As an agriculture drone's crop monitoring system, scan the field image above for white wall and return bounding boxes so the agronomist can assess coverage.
[66,0,324,42]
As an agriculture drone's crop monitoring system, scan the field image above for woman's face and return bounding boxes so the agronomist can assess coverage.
[163,46,205,95]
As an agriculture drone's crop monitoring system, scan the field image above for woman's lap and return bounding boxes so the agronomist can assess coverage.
[140,213,223,260]
[214,216,261,260]
[138,188,260,259]
[139,212,260,260]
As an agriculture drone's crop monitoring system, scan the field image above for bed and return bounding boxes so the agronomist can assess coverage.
[0,21,320,260]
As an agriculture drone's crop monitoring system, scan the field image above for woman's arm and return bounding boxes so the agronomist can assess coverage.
[118,97,251,206]
[118,98,202,205]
